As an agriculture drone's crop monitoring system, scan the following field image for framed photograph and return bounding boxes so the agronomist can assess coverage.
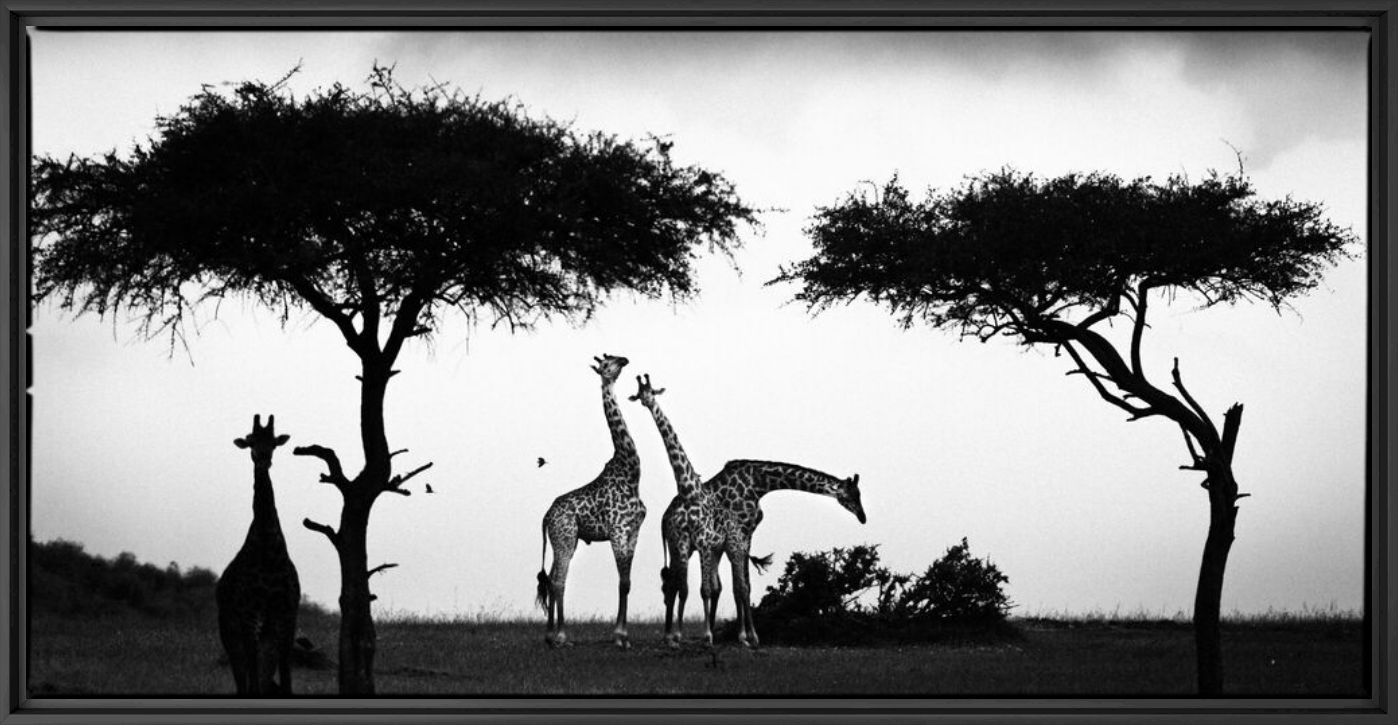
[3,1,1393,722]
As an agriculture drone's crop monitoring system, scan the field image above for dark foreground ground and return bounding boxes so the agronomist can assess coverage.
[27,613,1365,697]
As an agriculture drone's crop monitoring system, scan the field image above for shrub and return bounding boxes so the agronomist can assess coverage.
[886,538,1013,622]
[743,538,1015,645]
[757,545,884,619]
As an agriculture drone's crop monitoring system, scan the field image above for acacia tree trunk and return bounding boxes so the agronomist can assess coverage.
[335,359,393,695]
[299,356,400,695]
[1194,479,1238,695]
[336,497,377,695]
[1191,405,1244,696]
[1068,333,1247,696]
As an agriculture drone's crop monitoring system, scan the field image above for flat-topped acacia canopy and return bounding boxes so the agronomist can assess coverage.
[779,169,1352,339]
[32,65,757,355]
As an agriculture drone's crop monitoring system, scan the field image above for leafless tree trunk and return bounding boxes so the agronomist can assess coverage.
[297,349,430,695]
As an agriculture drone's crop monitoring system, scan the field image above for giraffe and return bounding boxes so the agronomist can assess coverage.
[216,414,301,695]
[704,460,865,648]
[629,373,749,647]
[535,354,644,648]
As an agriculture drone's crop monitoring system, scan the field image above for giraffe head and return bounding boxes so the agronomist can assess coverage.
[627,373,666,409]
[591,354,629,384]
[234,414,290,468]
[832,473,866,524]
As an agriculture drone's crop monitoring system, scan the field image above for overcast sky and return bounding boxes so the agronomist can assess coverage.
[29,30,1367,621]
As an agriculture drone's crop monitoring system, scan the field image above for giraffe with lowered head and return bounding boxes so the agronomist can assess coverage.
[216,414,301,695]
[705,460,865,648]
[536,354,645,648]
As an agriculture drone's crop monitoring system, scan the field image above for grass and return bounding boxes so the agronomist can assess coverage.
[27,610,1366,697]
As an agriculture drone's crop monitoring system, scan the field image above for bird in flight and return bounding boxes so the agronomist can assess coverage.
[537,457,547,468]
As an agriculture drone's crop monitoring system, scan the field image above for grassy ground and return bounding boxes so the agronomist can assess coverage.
[27,611,1365,697]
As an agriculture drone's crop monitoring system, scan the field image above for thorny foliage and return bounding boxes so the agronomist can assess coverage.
[757,540,1013,624]
[773,169,1354,344]
[32,64,759,358]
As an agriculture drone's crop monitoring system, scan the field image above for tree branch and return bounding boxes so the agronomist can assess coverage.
[293,444,351,489]
[1130,282,1150,379]
[368,562,398,578]
[351,251,382,351]
[284,277,364,353]
[1077,305,1118,330]
[1178,423,1207,470]
[1220,403,1244,463]
[382,289,431,363]
[303,518,340,548]
[1170,357,1221,446]
[385,461,434,494]
[1073,290,1122,330]
[1061,341,1156,420]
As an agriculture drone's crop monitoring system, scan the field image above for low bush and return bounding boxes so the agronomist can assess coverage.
[738,538,1016,646]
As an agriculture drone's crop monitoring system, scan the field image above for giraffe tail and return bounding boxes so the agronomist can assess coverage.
[536,571,551,612]
[748,553,774,574]
[659,519,677,598]
[536,519,552,612]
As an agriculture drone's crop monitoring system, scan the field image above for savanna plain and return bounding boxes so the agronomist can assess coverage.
[29,610,1363,697]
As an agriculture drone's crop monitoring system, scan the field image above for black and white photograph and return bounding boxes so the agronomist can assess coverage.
[8,8,1389,712]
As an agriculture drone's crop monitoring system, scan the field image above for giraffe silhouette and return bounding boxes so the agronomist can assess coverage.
[536,354,645,648]
[216,414,301,695]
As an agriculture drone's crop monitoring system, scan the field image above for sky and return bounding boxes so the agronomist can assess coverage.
[27,30,1368,621]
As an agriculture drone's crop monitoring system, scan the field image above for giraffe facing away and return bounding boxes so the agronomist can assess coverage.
[704,460,865,648]
[536,354,645,648]
[630,373,756,647]
[216,414,301,695]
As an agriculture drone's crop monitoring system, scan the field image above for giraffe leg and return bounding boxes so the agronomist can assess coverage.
[611,533,636,649]
[666,546,691,647]
[278,627,295,694]
[243,633,264,696]
[742,563,760,649]
[230,651,249,695]
[255,634,280,695]
[219,619,249,694]
[548,538,577,647]
[697,550,720,647]
[665,544,687,648]
[709,561,724,644]
[729,554,751,648]
[662,565,677,642]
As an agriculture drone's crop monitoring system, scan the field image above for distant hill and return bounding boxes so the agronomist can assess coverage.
[28,537,220,619]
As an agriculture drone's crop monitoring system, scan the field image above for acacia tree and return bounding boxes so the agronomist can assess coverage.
[773,168,1353,694]
[31,67,757,694]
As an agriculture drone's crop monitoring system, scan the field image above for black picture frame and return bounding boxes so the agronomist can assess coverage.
[2,1,1393,723]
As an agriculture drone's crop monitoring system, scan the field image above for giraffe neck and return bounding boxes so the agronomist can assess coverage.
[727,460,843,501]
[248,462,286,545]
[601,380,638,465]
[644,401,703,497]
